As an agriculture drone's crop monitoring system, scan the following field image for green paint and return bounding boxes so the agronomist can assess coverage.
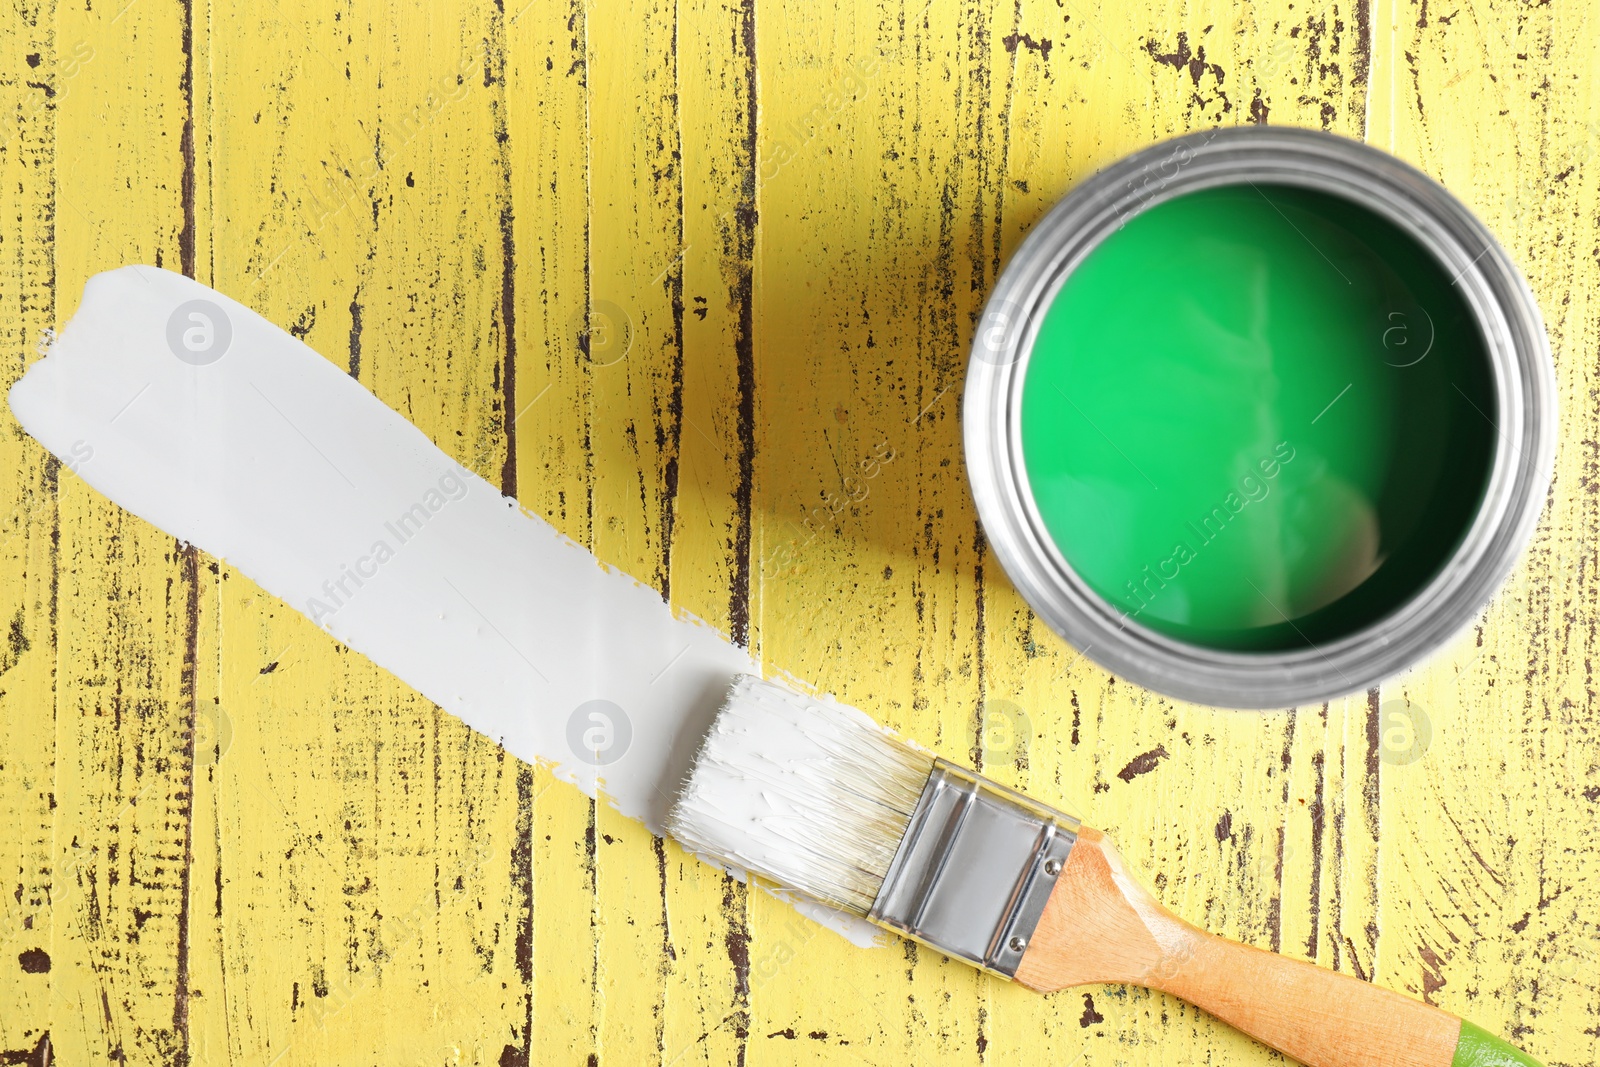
[1020,184,1495,651]
[1451,1020,1545,1067]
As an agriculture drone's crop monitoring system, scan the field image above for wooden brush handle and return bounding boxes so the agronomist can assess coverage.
[1013,829,1543,1067]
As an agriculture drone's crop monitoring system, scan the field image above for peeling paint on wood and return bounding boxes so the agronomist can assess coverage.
[2,0,1598,1065]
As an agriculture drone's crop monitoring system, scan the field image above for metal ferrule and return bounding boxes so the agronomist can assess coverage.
[867,760,1079,977]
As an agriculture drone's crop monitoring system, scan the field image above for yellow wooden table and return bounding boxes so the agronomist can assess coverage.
[2,1,1596,1064]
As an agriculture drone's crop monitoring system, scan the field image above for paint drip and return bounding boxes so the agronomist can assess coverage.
[9,266,881,945]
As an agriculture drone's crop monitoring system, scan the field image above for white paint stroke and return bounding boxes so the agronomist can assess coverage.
[10,266,882,947]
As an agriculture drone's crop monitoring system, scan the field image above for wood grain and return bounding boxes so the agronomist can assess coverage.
[2,0,1597,1065]
[1015,828,1467,1067]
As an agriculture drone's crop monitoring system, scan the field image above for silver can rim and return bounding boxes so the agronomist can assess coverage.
[962,126,1557,710]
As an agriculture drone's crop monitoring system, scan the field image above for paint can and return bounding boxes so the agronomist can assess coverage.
[964,127,1555,708]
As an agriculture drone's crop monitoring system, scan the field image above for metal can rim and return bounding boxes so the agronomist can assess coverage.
[962,126,1557,710]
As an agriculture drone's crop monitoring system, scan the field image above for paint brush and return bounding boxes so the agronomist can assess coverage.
[666,676,1544,1067]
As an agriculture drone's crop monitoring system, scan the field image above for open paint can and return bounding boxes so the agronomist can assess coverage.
[964,127,1556,709]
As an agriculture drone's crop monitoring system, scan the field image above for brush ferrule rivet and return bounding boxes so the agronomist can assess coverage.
[867,760,1080,979]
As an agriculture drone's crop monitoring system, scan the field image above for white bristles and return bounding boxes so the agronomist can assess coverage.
[666,676,935,916]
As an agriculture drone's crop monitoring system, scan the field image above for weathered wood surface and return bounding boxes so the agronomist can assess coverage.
[2,1,1597,1064]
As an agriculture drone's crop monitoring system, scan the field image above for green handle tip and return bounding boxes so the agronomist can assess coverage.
[1452,1020,1545,1067]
